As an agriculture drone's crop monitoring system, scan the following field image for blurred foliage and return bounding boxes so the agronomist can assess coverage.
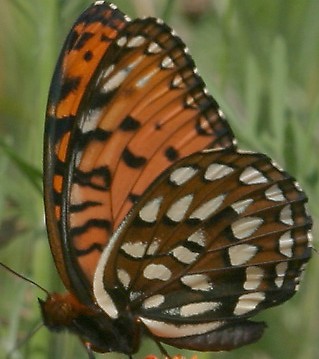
[0,0,318,358]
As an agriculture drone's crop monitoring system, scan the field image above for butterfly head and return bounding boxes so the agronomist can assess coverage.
[38,292,140,354]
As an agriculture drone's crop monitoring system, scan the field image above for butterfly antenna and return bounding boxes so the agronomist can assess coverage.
[6,321,44,359]
[0,262,49,295]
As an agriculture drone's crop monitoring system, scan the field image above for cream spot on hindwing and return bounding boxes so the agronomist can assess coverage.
[279,231,294,257]
[265,184,286,202]
[189,194,225,220]
[180,302,221,317]
[231,198,253,214]
[275,262,288,288]
[139,196,163,223]
[244,266,264,290]
[231,216,263,239]
[228,244,258,266]
[140,318,224,338]
[117,269,131,289]
[181,274,212,291]
[166,194,193,222]
[121,241,148,258]
[143,294,165,309]
[187,230,206,247]
[234,292,265,315]
[204,163,234,181]
[143,264,172,281]
[171,245,199,264]
[169,166,198,185]
[240,167,268,185]
[280,205,293,225]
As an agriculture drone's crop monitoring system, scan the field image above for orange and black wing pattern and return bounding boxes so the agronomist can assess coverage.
[44,1,235,302]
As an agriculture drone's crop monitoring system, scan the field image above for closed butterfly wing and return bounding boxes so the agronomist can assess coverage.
[44,1,235,304]
[93,148,312,351]
[44,2,128,298]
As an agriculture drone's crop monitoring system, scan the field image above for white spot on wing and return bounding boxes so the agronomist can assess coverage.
[275,262,288,288]
[231,198,253,214]
[244,266,264,290]
[240,167,268,185]
[148,42,162,54]
[143,294,165,309]
[121,241,147,258]
[187,229,206,247]
[146,240,160,255]
[102,57,143,93]
[139,196,163,223]
[166,194,193,222]
[307,230,313,247]
[169,166,198,186]
[117,36,127,47]
[143,264,171,281]
[279,231,294,257]
[127,36,145,48]
[234,292,265,315]
[117,269,130,289]
[161,56,174,69]
[280,205,293,225]
[172,74,184,88]
[180,302,220,317]
[101,69,128,93]
[140,317,223,338]
[189,194,225,220]
[265,184,285,202]
[136,68,158,88]
[231,216,263,239]
[204,163,234,181]
[228,244,258,266]
[186,95,196,108]
[81,109,102,133]
[99,64,115,82]
[171,245,199,264]
[181,274,212,291]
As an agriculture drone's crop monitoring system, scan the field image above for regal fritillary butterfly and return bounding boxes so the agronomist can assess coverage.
[41,1,312,357]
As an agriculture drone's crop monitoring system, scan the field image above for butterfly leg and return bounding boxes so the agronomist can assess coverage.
[83,341,95,359]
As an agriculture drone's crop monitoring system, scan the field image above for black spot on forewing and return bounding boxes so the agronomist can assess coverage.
[119,116,141,131]
[74,32,94,50]
[128,193,141,204]
[77,128,112,150]
[75,242,103,256]
[70,201,102,213]
[122,147,146,168]
[165,146,179,162]
[60,77,81,100]
[83,50,93,62]
[74,166,111,190]
[70,219,111,237]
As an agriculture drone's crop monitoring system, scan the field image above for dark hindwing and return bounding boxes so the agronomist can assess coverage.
[94,148,312,351]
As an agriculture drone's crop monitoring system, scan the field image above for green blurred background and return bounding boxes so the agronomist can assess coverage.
[0,0,318,358]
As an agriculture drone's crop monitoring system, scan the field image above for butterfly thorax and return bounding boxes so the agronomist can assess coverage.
[39,292,141,354]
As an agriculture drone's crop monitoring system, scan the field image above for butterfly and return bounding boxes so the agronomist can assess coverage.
[42,1,312,357]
